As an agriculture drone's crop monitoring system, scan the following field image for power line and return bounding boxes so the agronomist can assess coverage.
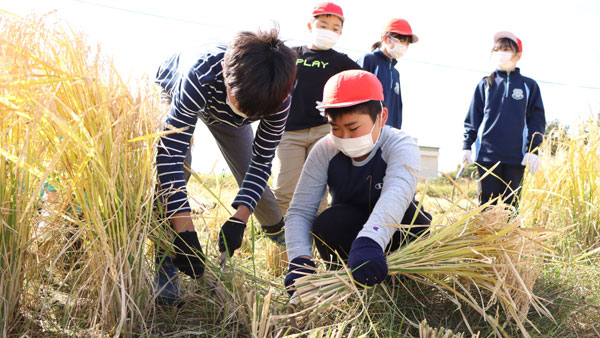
[73,0,229,29]
[73,0,600,92]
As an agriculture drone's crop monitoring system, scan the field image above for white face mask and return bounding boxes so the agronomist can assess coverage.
[491,51,516,71]
[385,41,407,59]
[311,28,340,50]
[226,94,248,119]
[331,113,383,159]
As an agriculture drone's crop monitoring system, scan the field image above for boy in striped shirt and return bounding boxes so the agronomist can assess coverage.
[154,28,296,302]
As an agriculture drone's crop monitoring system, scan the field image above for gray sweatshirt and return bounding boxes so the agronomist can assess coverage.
[284,126,420,260]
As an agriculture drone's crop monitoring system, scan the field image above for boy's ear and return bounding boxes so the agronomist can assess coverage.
[381,107,389,126]
[307,21,313,33]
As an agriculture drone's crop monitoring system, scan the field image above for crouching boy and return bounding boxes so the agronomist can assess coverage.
[153,28,296,303]
[284,70,430,291]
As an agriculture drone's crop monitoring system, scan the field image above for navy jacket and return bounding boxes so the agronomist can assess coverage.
[357,49,402,129]
[463,68,545,165]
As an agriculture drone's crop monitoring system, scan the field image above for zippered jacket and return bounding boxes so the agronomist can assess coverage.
[463,68,545,165]
[357,49,403,129]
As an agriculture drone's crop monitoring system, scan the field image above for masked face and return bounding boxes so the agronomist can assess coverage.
[329,107,384,159]
[311,28,340,50]
[491,51,517,71]
[308,15,342,50]
[384,36,408,59]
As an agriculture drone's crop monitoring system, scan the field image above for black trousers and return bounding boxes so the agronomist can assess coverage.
[477,162,525,207]
[312,201,431,265]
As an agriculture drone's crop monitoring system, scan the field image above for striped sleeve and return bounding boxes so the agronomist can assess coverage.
[155,53,180,102]
[156,62,207,216]
[232,96,290,211]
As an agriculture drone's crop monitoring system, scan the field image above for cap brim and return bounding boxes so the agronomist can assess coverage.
[494,31,518,45]
[386,30,419,43]
[316,99,370,110]
[313,12,344,22]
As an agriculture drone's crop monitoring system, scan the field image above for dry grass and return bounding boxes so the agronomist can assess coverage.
[1,11,163,335]
[287,204,557,338]
[1,11,599,338]
[521,117,600,256]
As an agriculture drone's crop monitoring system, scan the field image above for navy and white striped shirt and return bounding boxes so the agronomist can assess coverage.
[155,45,290,216]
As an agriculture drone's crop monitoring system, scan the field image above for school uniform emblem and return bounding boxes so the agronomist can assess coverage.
[512,88,524,100]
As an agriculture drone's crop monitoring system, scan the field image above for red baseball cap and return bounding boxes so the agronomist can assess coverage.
[494,31,523,53]
[317,70,384,110]
[312,2,344,22]
[383,18,418,43]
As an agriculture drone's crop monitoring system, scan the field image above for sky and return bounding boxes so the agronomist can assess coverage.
[4,0,600,174]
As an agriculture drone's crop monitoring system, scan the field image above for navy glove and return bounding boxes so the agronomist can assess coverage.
[218,217,246,256]
[172,231,205,278]
[261,218,285,245]
[284,256,316,296]
[347,237,388,287]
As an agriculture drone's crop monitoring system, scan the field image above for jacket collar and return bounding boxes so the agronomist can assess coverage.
[374,49,398,66]
[495,67,521,78]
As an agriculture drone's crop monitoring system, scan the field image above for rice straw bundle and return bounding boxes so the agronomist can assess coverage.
[292,205,558,337]
[419,319,480,338]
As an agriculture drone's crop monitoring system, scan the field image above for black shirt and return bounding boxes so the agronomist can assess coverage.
[286,45,361,131]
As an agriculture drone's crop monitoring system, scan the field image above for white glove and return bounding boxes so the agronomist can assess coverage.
[521,153,541,174]
[462,150,473,165]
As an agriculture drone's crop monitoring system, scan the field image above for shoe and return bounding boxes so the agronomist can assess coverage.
[154,255,182,305]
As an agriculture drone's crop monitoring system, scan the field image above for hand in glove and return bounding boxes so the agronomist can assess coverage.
[462,150,473,165]
[218,217,246,257]
[172,231,205,278]
[284,256,316,296]
[521,153,541,174]
[347,237,388,287]
[261,218,285,245]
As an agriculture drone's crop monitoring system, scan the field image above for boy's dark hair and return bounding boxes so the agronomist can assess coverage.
[312,14,344,26]
[224,27,297,118]
[325,100,384,123]
[371,33,412,52]
[486,38,520,86]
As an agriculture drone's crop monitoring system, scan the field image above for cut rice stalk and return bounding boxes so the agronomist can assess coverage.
[291,205,559,337]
